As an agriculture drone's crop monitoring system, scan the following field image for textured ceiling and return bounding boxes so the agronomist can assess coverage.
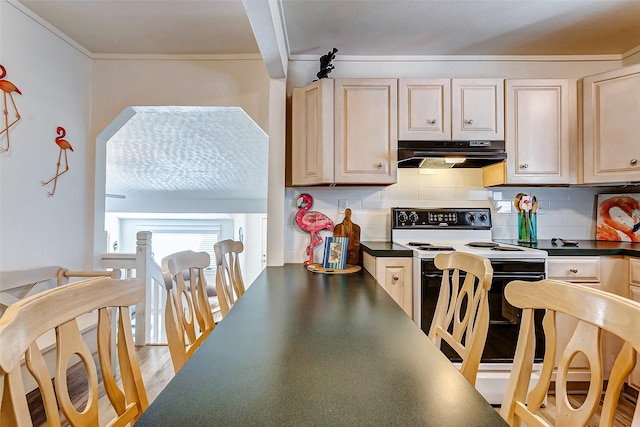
[282,0,640,56]
[17,0,640,57]
[105,107,268,200]
[18,0,259,55]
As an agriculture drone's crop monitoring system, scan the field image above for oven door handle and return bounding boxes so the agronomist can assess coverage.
[423,273,443,279]
[494,274,545,281]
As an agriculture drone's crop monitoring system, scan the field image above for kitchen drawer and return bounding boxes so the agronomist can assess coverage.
[363,252,376,277]
[547,257,600,282]
[630,258,640,286]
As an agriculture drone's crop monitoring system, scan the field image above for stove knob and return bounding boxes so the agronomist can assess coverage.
[479,213,488,223]
[408,211,419,223]
[397,211,408,223]
[468,213,476,224]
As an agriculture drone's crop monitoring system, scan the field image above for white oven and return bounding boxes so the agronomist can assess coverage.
[391,207,547,404]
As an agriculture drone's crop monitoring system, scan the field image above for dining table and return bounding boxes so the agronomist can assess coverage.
[135,264,507,426]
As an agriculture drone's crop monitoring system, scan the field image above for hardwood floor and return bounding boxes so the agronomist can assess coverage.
[27,345,637,426]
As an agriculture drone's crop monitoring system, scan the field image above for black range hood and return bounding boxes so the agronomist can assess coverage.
[398,140,506,169]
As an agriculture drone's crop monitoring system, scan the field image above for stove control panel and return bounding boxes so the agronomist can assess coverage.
[392,208,492,229]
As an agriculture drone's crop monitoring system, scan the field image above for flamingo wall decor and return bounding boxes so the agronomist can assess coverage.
[596,194,640,242]
[41,126,74,197]
[0,64,22,153]
[295,193,334,265]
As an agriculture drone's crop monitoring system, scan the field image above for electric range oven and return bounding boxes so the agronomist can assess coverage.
[391,207,548,404]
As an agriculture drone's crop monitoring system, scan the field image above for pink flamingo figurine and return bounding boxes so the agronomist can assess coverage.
[295,193,334,265]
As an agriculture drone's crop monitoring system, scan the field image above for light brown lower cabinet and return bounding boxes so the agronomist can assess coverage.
[547,256,627,384]
[363,252,412,317]
[626,257,640,390]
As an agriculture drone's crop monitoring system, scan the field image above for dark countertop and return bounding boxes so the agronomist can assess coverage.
[363,240,640,258]
[360,241,413,257]
[494,239,640,257]
[135,264,507,427]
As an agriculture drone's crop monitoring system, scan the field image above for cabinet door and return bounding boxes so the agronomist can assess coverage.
[549,256,625,383]
[398,79,451,140]
[630,257,640,286]
[583,64,640,183]
[629,284,640,390]
[505,79,572,184]
[452,79,504,140]
[375,257,412,317]
[548,257,601,381]
[334,79,397,184]
[291,79,335,185]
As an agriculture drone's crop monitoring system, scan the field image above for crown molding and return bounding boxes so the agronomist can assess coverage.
[289,53,624,63]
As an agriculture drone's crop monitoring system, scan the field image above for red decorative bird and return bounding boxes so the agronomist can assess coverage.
[0,64,22,153]
[41,127,74,197]
[295,193,334,265]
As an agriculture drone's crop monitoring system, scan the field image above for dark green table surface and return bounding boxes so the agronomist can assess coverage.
[135,264,507,426]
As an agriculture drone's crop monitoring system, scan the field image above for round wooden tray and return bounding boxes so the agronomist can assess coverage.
[306,264,361,274]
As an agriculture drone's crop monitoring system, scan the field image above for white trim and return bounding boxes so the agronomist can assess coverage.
[623,44,640,60]
[91,53,263,61]
[290,53,625,63]
[7,0,92,58]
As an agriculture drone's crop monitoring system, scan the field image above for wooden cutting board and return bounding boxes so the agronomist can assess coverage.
[333,208,361,265]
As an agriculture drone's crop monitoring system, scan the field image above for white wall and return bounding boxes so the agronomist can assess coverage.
[0,2,92,270]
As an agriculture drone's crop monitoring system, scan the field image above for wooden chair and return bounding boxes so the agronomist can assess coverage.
[0,266,122,394]
[214,239,246,318]
[0,276,148,426]
[428,252,494,386]
[500,279,640,427]
[161,250,215,373]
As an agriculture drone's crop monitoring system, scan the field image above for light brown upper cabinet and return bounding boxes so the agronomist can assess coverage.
[398,79,504,141]
[483,79,577,186]
[452,79,504,140]
[398,79,451,140]
[583,64,640,184]
[504,79,575,184]
[291,78,397,186]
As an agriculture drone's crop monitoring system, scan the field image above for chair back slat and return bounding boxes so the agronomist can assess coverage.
[0,277,147,426]
[162,250,215,373]
[428,252,493,386]
[214,240,245,317]
[501,279,640,427]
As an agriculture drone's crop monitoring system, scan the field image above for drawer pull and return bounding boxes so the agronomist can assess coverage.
[428,119,437,125]
[631,159,638,166]
[392,275,399,281]
[519,163,529,169]
[569,268,578,273]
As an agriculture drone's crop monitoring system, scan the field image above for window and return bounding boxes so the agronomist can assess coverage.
[139,226,221,271]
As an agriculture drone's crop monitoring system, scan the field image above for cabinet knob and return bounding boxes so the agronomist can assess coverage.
[569,268,578,273]
[631,159,638,166]
[428,119,437,125]
[519,163,529,169]
[377,162,384,169]
[392,275,399,281]
[464,119,474,125]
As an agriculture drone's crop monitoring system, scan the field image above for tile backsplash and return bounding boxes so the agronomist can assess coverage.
[285,168,637,263]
